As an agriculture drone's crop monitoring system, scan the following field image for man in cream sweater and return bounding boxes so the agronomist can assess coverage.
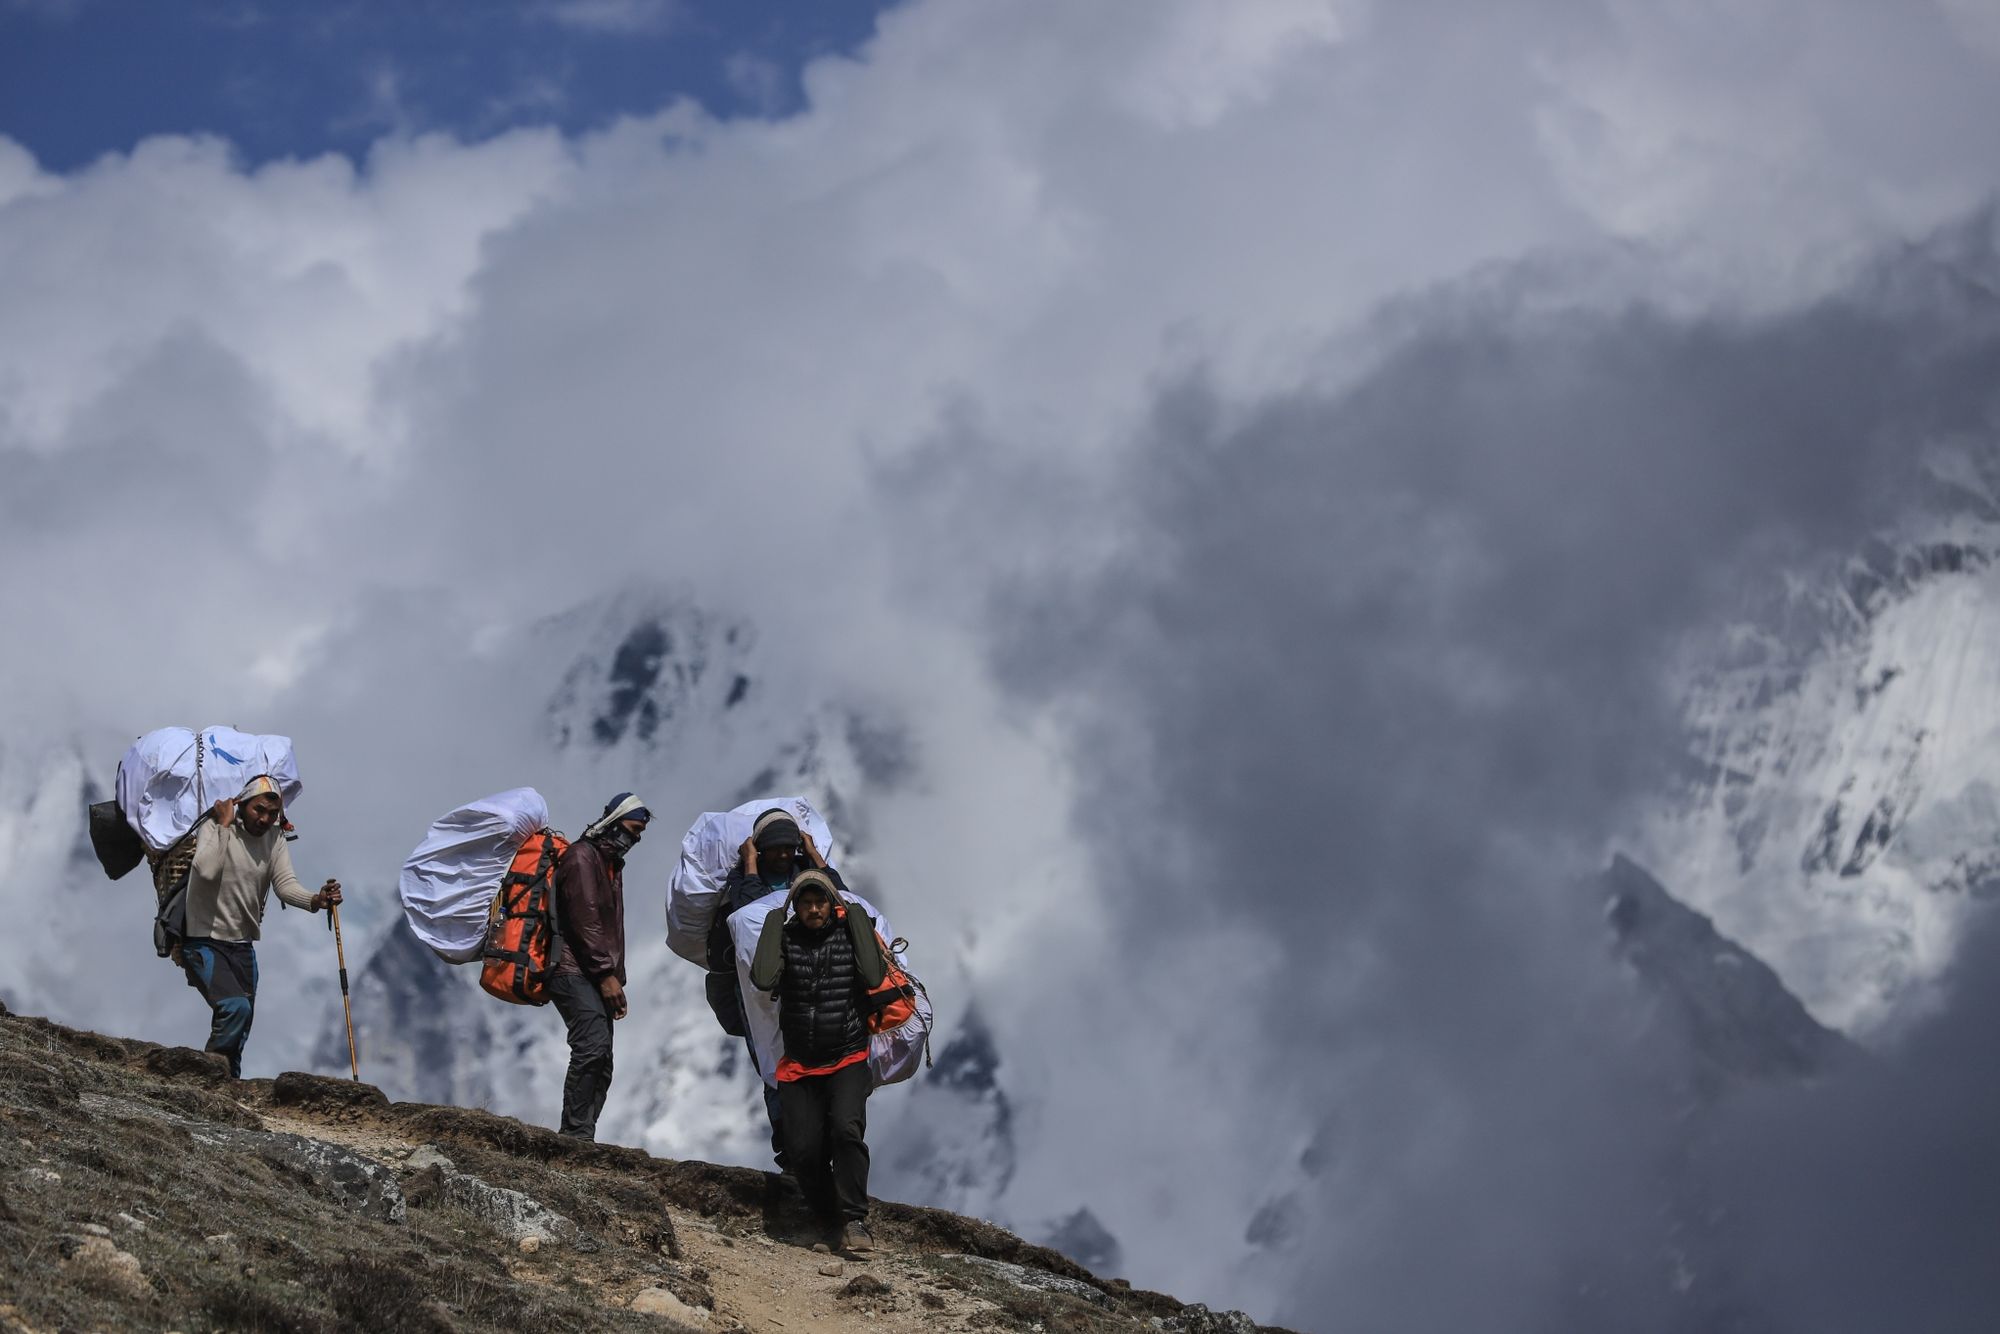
[181,775,342,1077]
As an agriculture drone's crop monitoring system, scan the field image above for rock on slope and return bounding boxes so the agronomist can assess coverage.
[0,1001,1285,1334]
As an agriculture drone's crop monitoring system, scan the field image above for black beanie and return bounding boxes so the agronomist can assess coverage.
[752,808,803,851]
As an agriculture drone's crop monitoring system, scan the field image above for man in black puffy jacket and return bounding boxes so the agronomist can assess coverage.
[749,866,887,1253]
[708,810,814,1161]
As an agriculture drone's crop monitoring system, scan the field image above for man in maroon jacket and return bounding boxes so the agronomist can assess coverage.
[550,791,651,1139]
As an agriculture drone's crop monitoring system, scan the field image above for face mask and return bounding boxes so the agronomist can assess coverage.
[600,825,641,857]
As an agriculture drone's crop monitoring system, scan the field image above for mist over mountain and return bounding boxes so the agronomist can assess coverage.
[938,227,2000,1329]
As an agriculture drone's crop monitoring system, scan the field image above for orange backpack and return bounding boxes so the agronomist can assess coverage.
[480,828,570,1006]
[861,931,920,1033]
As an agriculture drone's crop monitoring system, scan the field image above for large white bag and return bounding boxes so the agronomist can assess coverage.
[665,795,839,965]
[115,725,303,855]
[398,788,550,964]
[726,884,931,1090]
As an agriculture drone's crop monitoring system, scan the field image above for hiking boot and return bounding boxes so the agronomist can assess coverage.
[839,1222,875,1255]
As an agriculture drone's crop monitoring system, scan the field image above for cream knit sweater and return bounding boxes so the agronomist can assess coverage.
[185,820,317,942]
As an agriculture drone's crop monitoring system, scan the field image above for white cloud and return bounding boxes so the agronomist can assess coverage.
[723,52,786,115]
[1534,0,2000,283]
[0,130,570,458]
[0,137,56,210]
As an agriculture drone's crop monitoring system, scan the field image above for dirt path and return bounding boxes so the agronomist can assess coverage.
[255,1103,1002,1333]
[673,1215,999,1333]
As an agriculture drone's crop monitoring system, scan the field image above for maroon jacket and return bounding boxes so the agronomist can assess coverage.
[553,837,625,984]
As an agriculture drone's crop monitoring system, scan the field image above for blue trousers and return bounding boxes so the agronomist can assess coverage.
[180,938,258,1078]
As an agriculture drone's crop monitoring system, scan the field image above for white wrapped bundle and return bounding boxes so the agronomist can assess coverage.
[866,968,935,1089]
[398,788,550,964]
[665,795,839,965]
[115,725,302,854]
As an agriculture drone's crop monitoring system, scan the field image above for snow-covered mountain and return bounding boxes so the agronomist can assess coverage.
[1634,460,2000,1035]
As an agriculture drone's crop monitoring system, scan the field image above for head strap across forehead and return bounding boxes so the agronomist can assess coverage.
[237,775,281,804]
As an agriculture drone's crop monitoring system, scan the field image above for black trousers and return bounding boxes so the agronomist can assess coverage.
[777,1060,871,1223]
[549,971,615,1139]
[749,1036,787,1169]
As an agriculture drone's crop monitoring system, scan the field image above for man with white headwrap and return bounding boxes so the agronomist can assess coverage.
[181,775,343,1077]
[548,791,651,1139]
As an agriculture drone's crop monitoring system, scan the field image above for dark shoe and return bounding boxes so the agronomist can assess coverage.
[839,1222,874,1255]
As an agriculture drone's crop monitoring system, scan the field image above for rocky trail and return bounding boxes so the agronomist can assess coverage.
[0,1002,1283,1334]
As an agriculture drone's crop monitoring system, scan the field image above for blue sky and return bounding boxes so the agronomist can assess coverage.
[0,0,894,170]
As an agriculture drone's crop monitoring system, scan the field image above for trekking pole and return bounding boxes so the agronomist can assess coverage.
[327,899,359,1081]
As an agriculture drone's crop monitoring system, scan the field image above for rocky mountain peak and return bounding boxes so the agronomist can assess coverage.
[1603,854,1854,1087]
[542,598,756,753]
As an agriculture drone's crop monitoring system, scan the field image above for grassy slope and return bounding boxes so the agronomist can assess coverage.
[0,1003,1289,1334]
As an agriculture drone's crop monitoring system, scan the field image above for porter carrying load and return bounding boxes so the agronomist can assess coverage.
[90,726,304,958]
[728,871,933,1090]
[666,795,840,964]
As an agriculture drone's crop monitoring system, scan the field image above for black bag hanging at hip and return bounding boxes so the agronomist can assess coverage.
[154,878,190,960]
[704,969,749,1037]
[88,800,145,881]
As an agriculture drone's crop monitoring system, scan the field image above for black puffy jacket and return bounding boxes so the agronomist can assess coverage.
[773,917,870,1069]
